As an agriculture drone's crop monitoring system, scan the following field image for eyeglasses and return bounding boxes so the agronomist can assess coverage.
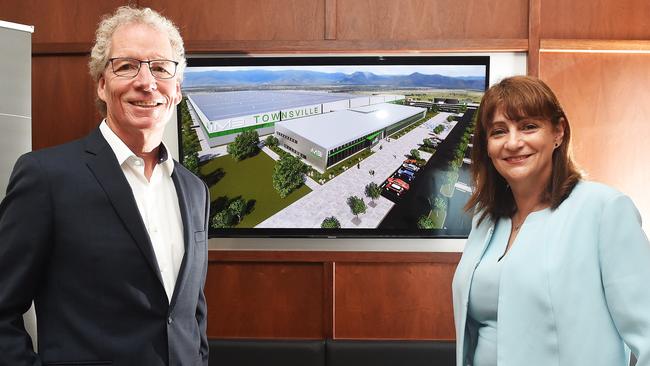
[107,57,179,79]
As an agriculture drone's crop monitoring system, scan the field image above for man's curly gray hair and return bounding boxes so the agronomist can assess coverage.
[88,6,186,116]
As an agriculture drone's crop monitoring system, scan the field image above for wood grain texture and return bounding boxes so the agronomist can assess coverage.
[333,262,457,340]
[205,262,325,338]
[541,39,650,51]
[185,38,528,53]
[31,39,529,56]
[325,0,337,40]
[0,0,130,44]
[31,56,101,150]
[541,0,650,39]
[208,250,462,263]
[539,52,650,225]
[335,0,528,40]
[527,0,541,76]
[139,0,325,41]
[323,262,335,339]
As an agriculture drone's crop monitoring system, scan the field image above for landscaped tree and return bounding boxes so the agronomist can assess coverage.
[455,146,465,160]
[364,182,382,203]
[434,197,447,211]
[321,216,341,229]
[417,215,435,229]
[211,210,234,229]
[410,149,421,160]
[447,115,455,122]
[182,152,199,176]
[433,124,445,134]
[447,170,458,185]
[227,130,260,161]
[272,155,310,198]
[346,196,367,218]
[265,134,279,148]
[228,198,247,224]
[423,138,435,148]
[179,99,201,175]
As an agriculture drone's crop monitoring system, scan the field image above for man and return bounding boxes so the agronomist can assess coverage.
[0,6,209,365]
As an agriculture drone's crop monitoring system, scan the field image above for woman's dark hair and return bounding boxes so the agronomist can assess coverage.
[464,76,581,225]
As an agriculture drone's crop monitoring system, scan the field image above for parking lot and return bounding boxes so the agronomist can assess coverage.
[256,113,455,228]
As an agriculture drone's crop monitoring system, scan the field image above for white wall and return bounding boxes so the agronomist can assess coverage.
[0,20,36,350]
[0,21,32,200]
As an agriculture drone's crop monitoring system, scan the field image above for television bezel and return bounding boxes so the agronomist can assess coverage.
[178,54,490,239]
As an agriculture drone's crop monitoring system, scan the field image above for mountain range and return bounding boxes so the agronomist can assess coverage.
[182,69,485,90]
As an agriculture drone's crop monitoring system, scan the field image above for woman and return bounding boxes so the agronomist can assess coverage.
[452,76,650,366]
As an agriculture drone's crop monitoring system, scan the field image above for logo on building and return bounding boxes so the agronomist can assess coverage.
[310,148,323,158]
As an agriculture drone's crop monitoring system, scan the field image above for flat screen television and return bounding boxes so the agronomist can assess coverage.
[177,55,489,238]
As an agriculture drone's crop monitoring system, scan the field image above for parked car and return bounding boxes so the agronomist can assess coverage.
[402,162,420,172]
[383,177,410,196]
[404,159,423,167]
[397,168,415,182]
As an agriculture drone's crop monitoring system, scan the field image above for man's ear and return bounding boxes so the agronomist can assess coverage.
[97,75,107,102]
[173,80,182,105]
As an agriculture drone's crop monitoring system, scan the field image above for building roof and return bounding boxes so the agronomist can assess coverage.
[188,90,359,121]
[277,103,426,150]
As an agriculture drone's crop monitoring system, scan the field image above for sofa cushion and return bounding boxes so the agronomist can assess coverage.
[209,339,325,366]
[326,340,455,366]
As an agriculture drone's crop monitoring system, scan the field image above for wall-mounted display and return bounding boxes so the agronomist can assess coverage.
[178,55,489,238]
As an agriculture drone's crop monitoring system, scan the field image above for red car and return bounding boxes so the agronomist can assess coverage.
[403,159,423,167]
[384,177,410,196]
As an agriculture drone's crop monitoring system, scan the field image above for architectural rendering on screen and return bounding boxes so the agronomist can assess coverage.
[178,58,486,235]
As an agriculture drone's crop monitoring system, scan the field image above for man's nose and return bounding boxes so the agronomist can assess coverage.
[135,63,157,91]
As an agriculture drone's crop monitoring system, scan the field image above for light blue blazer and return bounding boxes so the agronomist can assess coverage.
[452,181,650,366]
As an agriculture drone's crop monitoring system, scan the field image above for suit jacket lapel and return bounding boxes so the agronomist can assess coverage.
[169,164,193,309]
[83,129,164,287]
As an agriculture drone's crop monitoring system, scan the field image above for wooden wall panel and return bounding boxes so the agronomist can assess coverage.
[0,0,130,44]
[541,0,650,39]
[336,0,528,40]
[334,262,456,340]
[140,0,325,42]
[32,56,101,150]
[205,262,325,338]
[11,0,650,343]
[539,52,650,224]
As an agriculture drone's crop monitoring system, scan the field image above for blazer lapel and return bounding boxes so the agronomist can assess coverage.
[83,129,164,286]
[169,165,193,309]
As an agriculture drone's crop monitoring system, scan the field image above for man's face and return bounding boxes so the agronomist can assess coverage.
[97,23,181,138]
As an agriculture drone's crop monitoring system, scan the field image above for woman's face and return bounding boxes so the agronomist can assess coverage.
[486,107,564,190]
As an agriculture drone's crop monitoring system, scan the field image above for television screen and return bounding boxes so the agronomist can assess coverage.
[178,55,489,238]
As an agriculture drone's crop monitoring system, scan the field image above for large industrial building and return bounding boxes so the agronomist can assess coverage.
[275,103,426,173]
[186,90,405,146]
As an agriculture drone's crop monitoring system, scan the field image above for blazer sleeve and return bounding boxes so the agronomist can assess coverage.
[195,181,210,365]
[598,194,650,365]
[0,154,52,365]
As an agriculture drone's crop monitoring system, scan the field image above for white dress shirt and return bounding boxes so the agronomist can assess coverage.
[100,121,184,302]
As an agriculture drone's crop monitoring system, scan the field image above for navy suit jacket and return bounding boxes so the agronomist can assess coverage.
[0,128,210,366]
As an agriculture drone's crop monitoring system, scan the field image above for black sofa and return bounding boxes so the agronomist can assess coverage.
[209,339,455,366]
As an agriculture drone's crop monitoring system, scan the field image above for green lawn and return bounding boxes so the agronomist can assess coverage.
[431,207,447,229]
[200,152,311,228]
